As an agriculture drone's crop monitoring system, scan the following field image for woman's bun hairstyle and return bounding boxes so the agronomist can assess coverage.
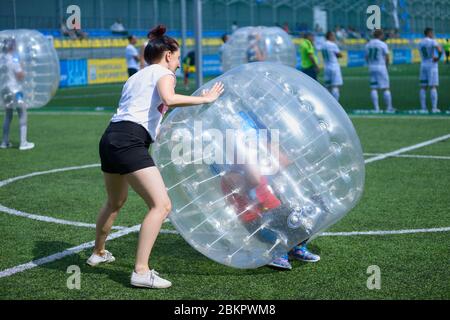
[148,24,166,40]
[144,24,179,65]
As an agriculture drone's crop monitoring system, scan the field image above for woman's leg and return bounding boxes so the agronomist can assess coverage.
[93,172,128,255]
[17,105,28,145]
[125,167,171,274]
[2,108,13,144]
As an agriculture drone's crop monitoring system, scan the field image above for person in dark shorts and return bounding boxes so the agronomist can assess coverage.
[299,32,320,80]
[182,50,195,90]
[125,35,139,77]
[218,111,320,270]
[443,39,450,64]
[88,24,224,289]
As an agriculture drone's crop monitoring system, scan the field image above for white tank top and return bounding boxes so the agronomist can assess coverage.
[111,64,175,141]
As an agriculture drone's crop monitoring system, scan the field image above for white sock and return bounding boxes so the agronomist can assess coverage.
[430,88,438,110]
[383,90,393,110]
[331,87,340,101]
[371,90,379,111]
[17,106,28,145]
[420,88,427,110]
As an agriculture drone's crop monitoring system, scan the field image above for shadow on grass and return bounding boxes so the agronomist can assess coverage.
[32,241,131,288]
[152,234,322,277]
[31,232,322,288]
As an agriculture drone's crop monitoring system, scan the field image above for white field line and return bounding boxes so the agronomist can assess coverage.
[52,92,119,100]
[0,204,125,230]
[0,225,179,279]
[320,227,450,237]
[0,225,138,278]
[0,164,100,188]
[1,134,450,278]
[364,153,450,160]
[365,134,450,164]
[0,163,169,229]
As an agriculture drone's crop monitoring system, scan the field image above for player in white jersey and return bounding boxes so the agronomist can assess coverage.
[418,28,443,113]
[321,31,343,101]
[365,29,394,113]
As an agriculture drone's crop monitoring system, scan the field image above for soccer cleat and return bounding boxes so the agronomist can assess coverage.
[386,108,396,114]
[431,108,441,114]
[267,254,292,270]
[19,141,35,151]
[289,245,320,263]
[131,269,172,289]
[86,250,115,266]
[0,141,13,149]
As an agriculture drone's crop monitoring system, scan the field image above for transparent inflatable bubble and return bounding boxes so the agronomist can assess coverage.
[222,26,297,72]
[152,62,365,269]
[0,29,60,109]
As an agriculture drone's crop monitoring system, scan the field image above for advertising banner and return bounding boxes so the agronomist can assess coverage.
[88,58,128,84]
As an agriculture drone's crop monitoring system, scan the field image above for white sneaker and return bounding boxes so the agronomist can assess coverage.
[131,269,172,289]
[0,141,12,149]
[19,142,35,151]
[431,108,441,114]
[86,250,115,266]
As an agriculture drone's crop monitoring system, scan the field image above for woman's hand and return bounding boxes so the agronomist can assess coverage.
[158,76,224,107]
[201,82,225,103]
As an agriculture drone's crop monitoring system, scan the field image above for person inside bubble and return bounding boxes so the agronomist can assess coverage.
[246,32,266,63]
[214,110,320,270]
[1,37,34,150]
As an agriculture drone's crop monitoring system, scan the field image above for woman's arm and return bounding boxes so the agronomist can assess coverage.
[157,74,224,107]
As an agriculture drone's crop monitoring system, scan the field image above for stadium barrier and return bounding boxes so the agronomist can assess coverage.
[58,49,443,88]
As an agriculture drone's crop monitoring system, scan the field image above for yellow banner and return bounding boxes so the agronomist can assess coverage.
[88,58,128,84]
[339,51,348,67]
[411,49,421,64]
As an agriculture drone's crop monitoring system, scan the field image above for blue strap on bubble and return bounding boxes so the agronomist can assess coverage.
[238,110,271,141]
[209,111,270,176]
[258,227,279,244]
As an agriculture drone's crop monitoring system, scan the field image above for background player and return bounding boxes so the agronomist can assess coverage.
[419,28,443,113]
[322,31,343,101]
[365,29,395,113]
[443,39,450,64]
[299,32,319,81]
[125,35,139,77]
[182,50,195,90]
[246,32,265,63]
[1,37,34,150]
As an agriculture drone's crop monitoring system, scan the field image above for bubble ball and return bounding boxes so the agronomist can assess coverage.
[0,29,60,109]
[152,62,365,269]
[221,26,297,72]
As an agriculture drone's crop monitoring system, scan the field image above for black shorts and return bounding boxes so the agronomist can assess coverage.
[302,67,318,80]
[99,121,155,175]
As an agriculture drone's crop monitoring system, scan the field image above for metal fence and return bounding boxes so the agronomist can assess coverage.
[1,0,449,34]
